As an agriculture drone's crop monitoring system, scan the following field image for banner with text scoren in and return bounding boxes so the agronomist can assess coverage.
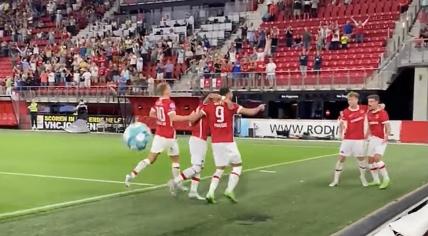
[37,114,123,131]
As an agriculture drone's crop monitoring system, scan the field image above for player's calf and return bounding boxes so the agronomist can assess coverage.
[329,157,345,187]
[206,168,224,204]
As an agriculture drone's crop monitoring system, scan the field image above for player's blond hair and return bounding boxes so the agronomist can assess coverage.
[347,91,360,99]
[156,82,169,95]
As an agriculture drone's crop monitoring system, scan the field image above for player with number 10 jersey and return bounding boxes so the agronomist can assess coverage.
[125,83,196,189]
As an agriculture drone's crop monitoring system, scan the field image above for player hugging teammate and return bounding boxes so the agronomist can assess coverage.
[126,83,264,203]
[329,92,391,189]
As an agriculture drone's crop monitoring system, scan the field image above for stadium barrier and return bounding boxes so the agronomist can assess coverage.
[239,118,428,143]
[191,67,393,91]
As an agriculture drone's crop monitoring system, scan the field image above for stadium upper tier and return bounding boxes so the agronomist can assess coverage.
[0,0,410,92]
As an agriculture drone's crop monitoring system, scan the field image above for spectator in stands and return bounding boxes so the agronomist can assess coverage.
[156,61,164,81]
[265,34,272,57]
[165,60,174,83]
[147,75,155,95]
[5,77,13,96]
[351,16,370,43]
[303,27,312,50]
[341,34,349,49]
[257,29,266,49]
[343,20,353,37]
[299,49,309,77]
[311,0,319,17]
[325,27,332,51]
[232,60,241,87]
[241,23,248,40]
[285,26,294,47]
[265,58,276,88]
[90,63,99,85]
[48,70,55,86]
[137,56,144,73]
[234,36,242,53]
[271,27,279,55]
[399,0,409,13]
[0,41,8,57]
[82,69,92,88]
[257,48,265,62]
[303,0,311,19]
[293,0,303,19]
[247,23,256,47]
[73,70,81,85]
[226,47,236,63]
[40,70,48,87]
[316,34,324,51]
[330,31,340,50]
[313,50,322,75]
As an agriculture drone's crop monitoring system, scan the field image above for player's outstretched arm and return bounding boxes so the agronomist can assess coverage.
[188,110,204,124]
[239,104,265,116]
[170,113,192,122]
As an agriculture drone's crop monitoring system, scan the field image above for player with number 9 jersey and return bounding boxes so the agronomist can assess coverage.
[201,101,243,168]
[201,87,265,204]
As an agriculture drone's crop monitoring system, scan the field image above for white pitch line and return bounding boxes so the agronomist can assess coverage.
[0,153,337,220]
[0,171,154,187]
[259,170,277,173]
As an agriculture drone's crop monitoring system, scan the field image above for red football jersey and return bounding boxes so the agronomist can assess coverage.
[367,109,389,139]
[150,98,176,139]
[191,105,209,141]
[341,105,367,140]
[201,102,241,143]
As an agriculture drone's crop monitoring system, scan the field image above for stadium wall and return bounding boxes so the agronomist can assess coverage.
[239,119,428,144]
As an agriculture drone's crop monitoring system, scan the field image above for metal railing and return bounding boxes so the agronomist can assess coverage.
[0,67,400,102]
[188,67,391,92]
[396,38,428,66]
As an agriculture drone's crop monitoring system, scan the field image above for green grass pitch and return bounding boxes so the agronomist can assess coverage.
[0,130,427,236]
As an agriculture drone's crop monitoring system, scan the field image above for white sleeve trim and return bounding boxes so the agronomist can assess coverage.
[382,121,390,124]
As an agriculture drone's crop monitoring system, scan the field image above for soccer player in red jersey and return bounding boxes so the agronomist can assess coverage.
[366,95,391,189]
[168,93,222,200]
[329,92,369,187]
[201,87,265,203]
[125,83,197,187]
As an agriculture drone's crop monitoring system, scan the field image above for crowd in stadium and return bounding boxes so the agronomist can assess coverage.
[0,0,221,94]
[0,0,414,93]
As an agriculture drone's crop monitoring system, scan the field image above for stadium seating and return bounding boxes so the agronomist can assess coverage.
[238,0,402,86]
[0,100,18,126]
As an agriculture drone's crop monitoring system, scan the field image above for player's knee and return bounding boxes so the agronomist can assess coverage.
[213,169,224,178]
[231,166,242,176]
[191,165,202,174]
